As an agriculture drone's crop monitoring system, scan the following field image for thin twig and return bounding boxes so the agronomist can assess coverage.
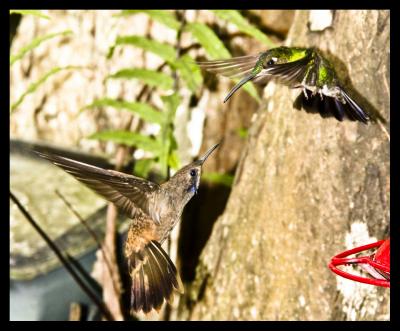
[54,189,119,298]
[10,191,114,321]
[65,253,102,293]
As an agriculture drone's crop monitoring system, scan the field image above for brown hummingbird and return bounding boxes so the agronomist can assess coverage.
[36,143,219,314]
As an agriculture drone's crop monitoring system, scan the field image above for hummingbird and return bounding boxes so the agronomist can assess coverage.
[197,46,370,123]
[36,143,219,314]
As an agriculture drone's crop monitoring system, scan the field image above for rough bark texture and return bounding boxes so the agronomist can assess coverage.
[178,10,390,321]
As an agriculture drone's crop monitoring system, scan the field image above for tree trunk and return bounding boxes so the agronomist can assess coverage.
[178,10,390,321]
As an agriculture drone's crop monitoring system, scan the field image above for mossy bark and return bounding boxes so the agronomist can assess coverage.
[178,10,390,321]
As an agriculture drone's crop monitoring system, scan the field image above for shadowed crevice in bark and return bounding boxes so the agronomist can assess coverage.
[178,183,231,282]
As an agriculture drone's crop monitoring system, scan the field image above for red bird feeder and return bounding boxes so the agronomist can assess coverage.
[329,239,390,288]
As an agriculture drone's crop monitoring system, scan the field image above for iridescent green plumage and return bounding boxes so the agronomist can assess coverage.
[197,46,369,123]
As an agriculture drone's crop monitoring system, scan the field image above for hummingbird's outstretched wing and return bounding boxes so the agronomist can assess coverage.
[36,152,162,224]
[196,54,259,79]
[261,54,314,87]
[197,55,261,103]
[197,53,313,102]
[218,55,313,103]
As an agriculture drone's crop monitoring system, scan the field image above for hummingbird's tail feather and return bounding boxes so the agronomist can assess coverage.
[293,89,369,123]
[128,240,183,314]
[340,89,370,124]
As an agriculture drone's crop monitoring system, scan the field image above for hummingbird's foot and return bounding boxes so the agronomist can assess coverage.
[302,88,309,99]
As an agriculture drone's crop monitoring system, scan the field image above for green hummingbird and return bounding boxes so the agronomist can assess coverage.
[197,46,370,123]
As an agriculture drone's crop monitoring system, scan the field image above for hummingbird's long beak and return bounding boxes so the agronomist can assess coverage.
[198,143,220,165]
[223,72,257,103]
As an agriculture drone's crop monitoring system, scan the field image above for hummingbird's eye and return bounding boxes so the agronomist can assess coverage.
[190,169,196,177]
[267,59,275,66]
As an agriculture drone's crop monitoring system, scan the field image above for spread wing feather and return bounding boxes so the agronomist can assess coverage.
[261,55,312,87]
[36,152,161,223]
[197,55,259,78]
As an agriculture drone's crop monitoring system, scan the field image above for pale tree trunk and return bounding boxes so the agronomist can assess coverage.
[178,10,390,321]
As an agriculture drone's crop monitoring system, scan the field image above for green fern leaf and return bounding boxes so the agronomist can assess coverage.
[107,68,174,90]
[11,66,81,112]
[212,10,275,47]
[118,10,180,30]
[82,98,164,125]
[10,10,50,19]
[89,130,161,153]
[202,172,234,187]
[174,54,203,92]
[107,36,176,62]
[10,30,73,66]
[185,22,230,59]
